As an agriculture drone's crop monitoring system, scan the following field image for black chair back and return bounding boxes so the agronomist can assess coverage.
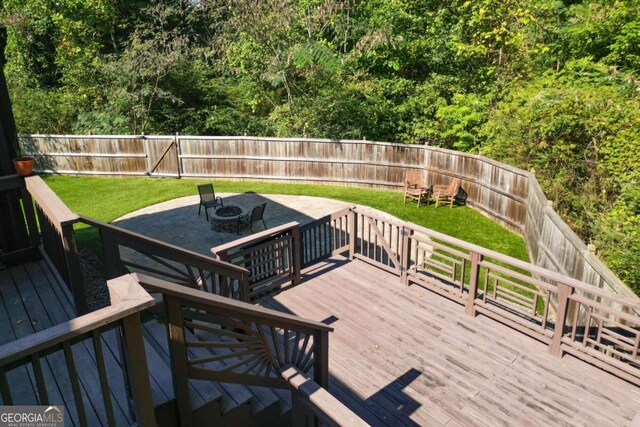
[251,203,267,222]
[198,184,215,202]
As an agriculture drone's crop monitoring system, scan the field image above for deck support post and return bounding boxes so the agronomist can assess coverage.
[549,283,573,357]
[313,330,329,390]
[120,312,157,427]
[61,222,88,314]
[466,251,482,317]
[400,227,413,286]
[292,224,302,285]
[165,295,193,426]
[100,228,124,280]
[348,210,358,260]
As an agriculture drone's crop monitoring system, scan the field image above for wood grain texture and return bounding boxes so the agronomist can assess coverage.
[261,256,640,427]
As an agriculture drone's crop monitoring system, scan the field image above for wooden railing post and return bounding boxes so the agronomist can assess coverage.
[165,295,192,426]
[61,222,88,314]
[19,185,41,251]
[400,227,413,286]
[466,251,483,317]
[292,224,302,285]
[291,389,308,426]
[549,283,574,357]
[99,228,123,280]
[313,330,329,390]
[240,271,251,303]
[349,209,358,260]
[120,312,157,427]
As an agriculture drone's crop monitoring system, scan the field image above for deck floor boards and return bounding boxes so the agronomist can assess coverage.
[261,256,640,426]
[0,260,135,426]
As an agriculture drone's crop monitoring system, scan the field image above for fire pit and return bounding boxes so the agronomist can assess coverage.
[210,205,246,233]
[216,206,242,217]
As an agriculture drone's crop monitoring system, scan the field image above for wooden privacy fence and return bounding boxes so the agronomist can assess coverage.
[213,206,640,387]
[20,133,632,302]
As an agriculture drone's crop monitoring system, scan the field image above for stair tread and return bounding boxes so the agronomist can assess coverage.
[143,320,222,409]
[181,328,255,413]
[191,325,291,415]
[144,316,293,419]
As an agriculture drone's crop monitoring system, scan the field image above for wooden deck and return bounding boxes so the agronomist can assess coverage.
[261,256,640,426]
[0,260,142,425]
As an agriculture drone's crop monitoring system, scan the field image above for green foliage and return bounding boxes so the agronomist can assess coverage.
[43,175,529,262]
[435,93,490,152]
[483,60,640,290]
[2,0,640,291]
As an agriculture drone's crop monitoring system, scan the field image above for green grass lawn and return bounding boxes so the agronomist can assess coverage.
[42,175,529,262]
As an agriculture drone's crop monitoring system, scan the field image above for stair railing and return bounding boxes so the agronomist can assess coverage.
[282,365,369,427]
[79,216,251,302]
[133,272,334,426]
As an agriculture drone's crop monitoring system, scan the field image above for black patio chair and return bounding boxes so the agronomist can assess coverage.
[198,183,223,221]
[237,203,267,234]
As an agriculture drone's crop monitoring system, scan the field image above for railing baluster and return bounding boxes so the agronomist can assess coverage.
[31,353,49,405]
[549,283,574,356]
[92,331,116,427]
[120,314,157,427]
[63,342,88,427]
[400,227,412,286]
[165,296,192,426]
[0,367,13,405]
[284,329,291,363]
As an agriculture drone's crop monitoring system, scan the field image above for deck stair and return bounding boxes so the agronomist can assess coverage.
[142,319,292,427]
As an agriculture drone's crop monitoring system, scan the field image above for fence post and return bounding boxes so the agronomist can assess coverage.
[549,283,574,357]
[165,295,193,426]
[120,313,157,427]
[348,209,358,260]
[174,132,182,178]
[61,222,88,314]
[313,330,329,390]
[466,251,483,317]
[292,225,302,285]
[400,227,413,286]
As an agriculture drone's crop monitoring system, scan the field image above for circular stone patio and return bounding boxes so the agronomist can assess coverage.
[114,193,405,257]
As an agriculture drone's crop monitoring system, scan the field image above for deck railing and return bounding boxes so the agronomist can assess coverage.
[349,206,640,386]
[282,366,369,427]
[133,273,334,426]
[212,206,640,386]
[212,222,302,300]
[299,207,352,268]
[23,176,89,313]
[79,216,251,302]
[212,210,354,299]
[0,274,157,426]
